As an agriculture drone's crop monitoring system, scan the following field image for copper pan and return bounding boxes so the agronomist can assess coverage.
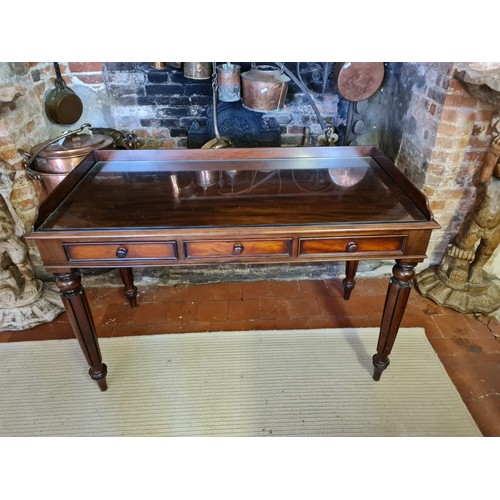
[45,62,83,124]
[336,62,385,102]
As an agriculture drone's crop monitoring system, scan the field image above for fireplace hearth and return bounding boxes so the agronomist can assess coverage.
[187,101,281,148]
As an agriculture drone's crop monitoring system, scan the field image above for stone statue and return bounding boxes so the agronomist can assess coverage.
[0,193,41,307]
[0,160,64,331]
[416,115,500,315]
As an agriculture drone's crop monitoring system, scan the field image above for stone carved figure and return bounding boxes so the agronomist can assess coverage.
[416,115,500,315]
[444,121,500,285]
[0,194,41,307]
[0,160,64,330]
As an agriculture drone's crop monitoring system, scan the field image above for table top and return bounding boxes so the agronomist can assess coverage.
[33,146,435,233]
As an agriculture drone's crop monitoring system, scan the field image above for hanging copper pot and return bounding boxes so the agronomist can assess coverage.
[183,62,212,80]
[241,65,290,112]
[44,62,83,124]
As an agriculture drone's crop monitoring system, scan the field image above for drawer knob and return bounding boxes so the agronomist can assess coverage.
[346,241,358,253]
[116,247,128,258]
[233,243,245,255]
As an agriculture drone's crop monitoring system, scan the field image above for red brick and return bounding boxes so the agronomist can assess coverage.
[443,93,478,108]
[426,163,444,175]
[468,135,493,149]
[446,78,469,93]
[68,62,103,73]
[430,149,463,164]
[437,121,473,137]
[463,150,486,164]
[440,107,473,123]
[431,136,468,152]
[473,109,495,122]
[74,74,103,84]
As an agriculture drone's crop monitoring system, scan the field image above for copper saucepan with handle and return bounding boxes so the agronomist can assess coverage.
[44,62,83,124]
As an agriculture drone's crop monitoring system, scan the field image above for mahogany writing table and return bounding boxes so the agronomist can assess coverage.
[28,146,439,391]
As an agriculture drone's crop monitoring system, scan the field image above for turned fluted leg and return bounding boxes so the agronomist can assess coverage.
[119,267,138,308]
[343,260,359,300]
[372,260,416,381]
[56,270,108,391]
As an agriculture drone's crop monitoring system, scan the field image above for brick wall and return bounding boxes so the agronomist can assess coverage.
[101,62,344,148]
[393,63,497,268]
[1,61,498,279]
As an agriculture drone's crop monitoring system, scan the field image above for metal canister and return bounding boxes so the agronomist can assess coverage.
[183,62,212,80]
[217,63,241,102]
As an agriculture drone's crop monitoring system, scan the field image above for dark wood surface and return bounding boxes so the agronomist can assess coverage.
[28,146,440,390]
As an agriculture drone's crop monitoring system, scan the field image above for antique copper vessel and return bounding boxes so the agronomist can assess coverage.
[241,65,290,112]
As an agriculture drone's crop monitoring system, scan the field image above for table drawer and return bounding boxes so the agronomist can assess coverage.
[185,239,292,259]
[299,235,406,256]
[65,241,177,262]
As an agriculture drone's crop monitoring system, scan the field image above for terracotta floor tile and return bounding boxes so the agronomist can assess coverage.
[112,323,172,337]
[298,279,332,297]
[274,316,311,330]
[406,291,446,315]
[171,321,213,334]
[243,280,300,299]
[353,277,388,297]
[287,297,321,318]
[265,280,301,298]
[4,277,499,436]
[346,294,384,316]
[258,297,291,319]
[154,284,188,302]
[228,298,259,321]
[212,282,243,300]
[94,286,129,305]
[100,302,167,326]
[464,315,500,340]
[438,362,500,437]
[400,313,443,338]
[428,337,498,361]
[316,296,351,317]
[219,319,276,331]
[197,300,228,322]
[432,314,479,338]
[324,279,347,298]
[327,315,373,329]
[165,301,198,323]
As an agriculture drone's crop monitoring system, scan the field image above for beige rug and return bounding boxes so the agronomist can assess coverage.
[0,328,481,436]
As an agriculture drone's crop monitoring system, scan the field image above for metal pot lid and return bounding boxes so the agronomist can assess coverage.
[30,133,113,158]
